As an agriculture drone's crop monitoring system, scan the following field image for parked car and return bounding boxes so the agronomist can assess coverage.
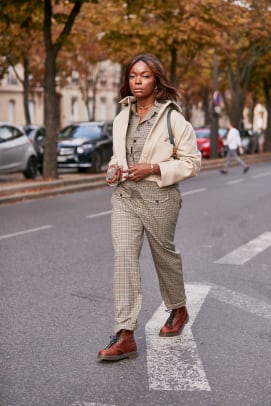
[23,125,45,174]
[194,127,224,158]
[57,121,113,173]
[0,123,38,178]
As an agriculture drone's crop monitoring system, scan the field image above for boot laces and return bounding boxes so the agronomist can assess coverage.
[105,335,119,349]
[166,309,176,327]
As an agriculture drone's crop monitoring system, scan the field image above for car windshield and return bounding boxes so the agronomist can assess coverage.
[26,129,36,138]
[58,125,102,140]
[195,129,211,139]
[23,126,39,136]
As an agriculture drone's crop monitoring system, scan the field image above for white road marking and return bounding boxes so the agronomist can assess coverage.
[69,402,115,406]
[182,188,206,196]
[70,282,271,402]
[252,172,270,179]
[214,231,271,265]
[145,284,211,391]
[87,210,112,219]
[211,284,271,320]
[226,179,244,185]
[0,225,53,240]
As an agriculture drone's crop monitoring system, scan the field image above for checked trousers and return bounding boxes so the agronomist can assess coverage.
[111,180,186,334]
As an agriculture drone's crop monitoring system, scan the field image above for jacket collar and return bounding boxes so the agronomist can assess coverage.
[119,96,182,113]
[119,96,136,106]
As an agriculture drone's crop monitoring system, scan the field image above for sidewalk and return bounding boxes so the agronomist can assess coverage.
[0,153,270,205]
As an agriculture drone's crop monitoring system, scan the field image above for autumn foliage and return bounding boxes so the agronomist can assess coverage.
[0,0,271,177]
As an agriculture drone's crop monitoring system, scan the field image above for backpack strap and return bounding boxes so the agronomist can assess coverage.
[167,108,178,159]
[167,108,175,146]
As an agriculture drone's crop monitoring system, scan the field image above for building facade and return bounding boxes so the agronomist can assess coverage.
[0,61,121,129]
[0,61,267,132]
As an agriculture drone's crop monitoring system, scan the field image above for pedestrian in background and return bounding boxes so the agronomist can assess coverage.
[97,54,201,362]
[220,122,249,174]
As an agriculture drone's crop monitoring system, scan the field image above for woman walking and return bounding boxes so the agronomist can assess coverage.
[98,54,201,361]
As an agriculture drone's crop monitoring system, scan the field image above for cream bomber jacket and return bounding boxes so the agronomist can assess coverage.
[108,97,201,187]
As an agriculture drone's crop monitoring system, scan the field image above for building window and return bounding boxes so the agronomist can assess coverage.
[99,97,107,120]
[112,64,121,86]
[71,70,79,85]
[71,97,78,122]
[8,100,15,122]
[100,78,107,86]
[7,67,17,85]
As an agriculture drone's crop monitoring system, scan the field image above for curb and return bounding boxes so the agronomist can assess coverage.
[0,153,270,205]
[0,173,107,204]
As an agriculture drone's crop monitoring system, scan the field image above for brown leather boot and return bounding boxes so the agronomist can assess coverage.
[97,329,137,362]
[159,306,189,337]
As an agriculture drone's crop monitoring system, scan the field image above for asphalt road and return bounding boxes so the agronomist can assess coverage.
[0,162,271,406]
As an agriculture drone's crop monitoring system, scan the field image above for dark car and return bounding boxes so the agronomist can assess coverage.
[195,127,224,158]
[23,125,45,174]
[57,121,113,173]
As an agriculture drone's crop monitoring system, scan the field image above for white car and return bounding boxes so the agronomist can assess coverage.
[0,123,38,179]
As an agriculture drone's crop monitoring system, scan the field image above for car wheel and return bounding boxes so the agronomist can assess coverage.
[91,151,102,173]
[23,156,38,179]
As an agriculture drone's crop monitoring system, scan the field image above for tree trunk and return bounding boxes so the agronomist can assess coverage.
[200,87,211,126]
[170,47,177,86]
[43,45,58,179]
[80,78,91,120]
[86,98,92,121]
[229,90,245,129]
[23,57,31,125]
[42,0,84,179]
[92,81,97,120]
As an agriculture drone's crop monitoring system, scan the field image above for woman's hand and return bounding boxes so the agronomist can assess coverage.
[122,163,160,182]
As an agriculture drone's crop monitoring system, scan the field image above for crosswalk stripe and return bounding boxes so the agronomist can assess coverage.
[210,284,271,320]
[70,282,271,402]
[214,231,271,265]
[145,284,211,391]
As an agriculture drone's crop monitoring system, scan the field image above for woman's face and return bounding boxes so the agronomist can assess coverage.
[128,61,156,101]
